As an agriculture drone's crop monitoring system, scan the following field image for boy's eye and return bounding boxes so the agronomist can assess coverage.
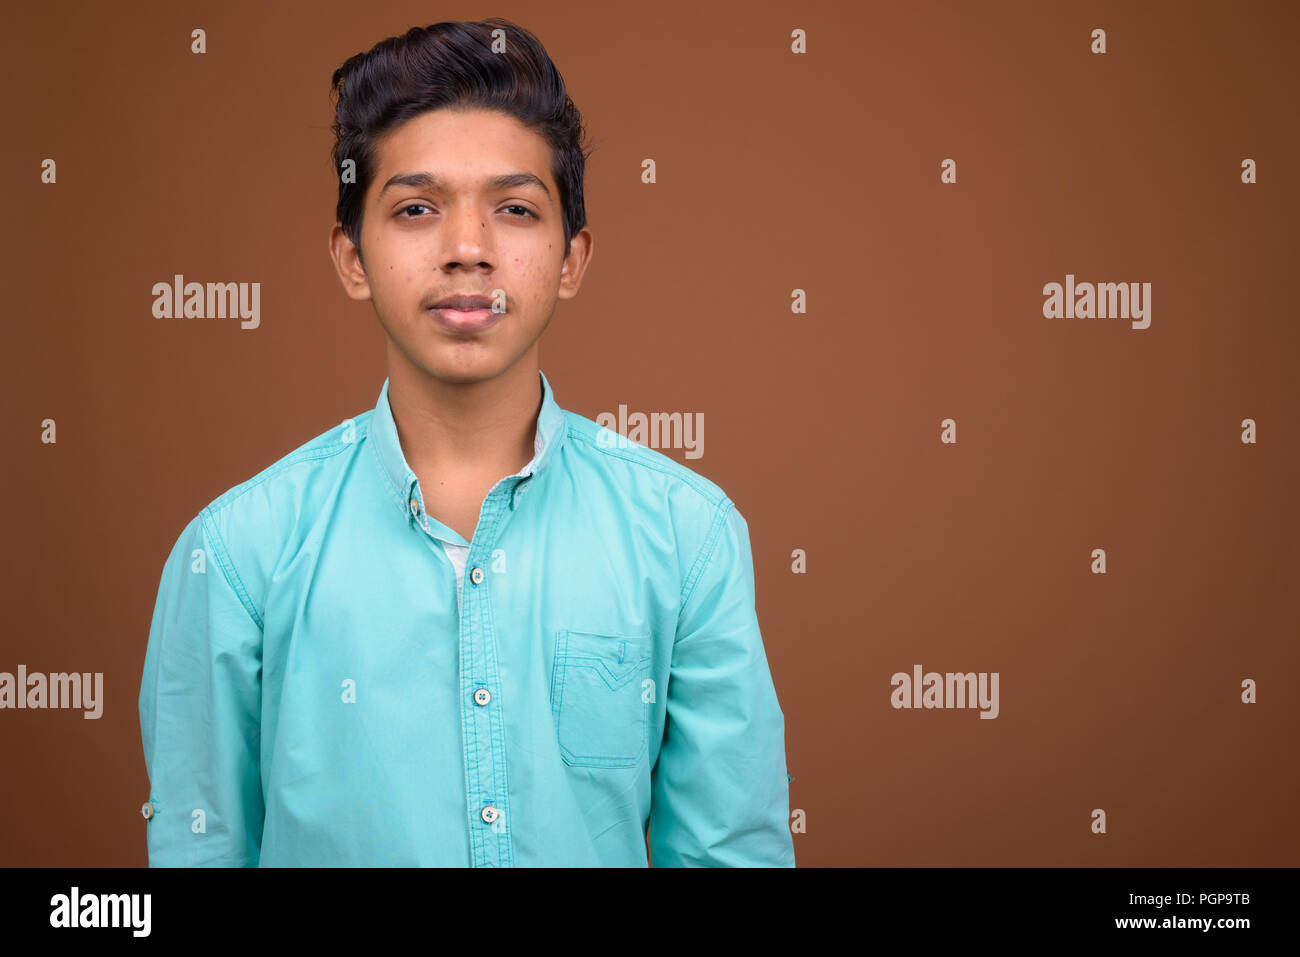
[396,204,536,219]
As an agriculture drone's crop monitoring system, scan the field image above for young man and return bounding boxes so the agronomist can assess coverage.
[138,18,794,867]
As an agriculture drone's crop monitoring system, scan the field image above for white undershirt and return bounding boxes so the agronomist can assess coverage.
[437,425,546,615]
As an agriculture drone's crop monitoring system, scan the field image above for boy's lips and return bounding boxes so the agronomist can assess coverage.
[427,305,505,334]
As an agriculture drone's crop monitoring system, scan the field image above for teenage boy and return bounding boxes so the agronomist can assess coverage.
[139,18,794,867]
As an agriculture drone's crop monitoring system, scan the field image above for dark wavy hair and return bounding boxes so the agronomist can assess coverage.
[329,18,592,268]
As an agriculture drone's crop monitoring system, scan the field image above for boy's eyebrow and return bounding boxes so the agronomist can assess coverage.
[378,170,551,200]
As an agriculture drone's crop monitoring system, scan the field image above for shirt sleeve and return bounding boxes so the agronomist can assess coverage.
[648,499,796,867]
[138,509,264,866]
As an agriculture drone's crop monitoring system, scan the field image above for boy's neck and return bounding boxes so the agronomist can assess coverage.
[385,347,543,481]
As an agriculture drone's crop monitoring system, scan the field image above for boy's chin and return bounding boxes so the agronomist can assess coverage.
[402,349,518,386]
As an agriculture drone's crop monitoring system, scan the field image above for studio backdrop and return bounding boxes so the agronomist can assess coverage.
[2,0,1297,866]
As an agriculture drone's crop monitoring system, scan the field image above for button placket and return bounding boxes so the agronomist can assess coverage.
[460,488,517,868]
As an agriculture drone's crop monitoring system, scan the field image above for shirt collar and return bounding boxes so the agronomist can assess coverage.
[369,369,567,522]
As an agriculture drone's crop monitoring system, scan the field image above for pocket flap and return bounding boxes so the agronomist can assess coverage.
[556,630,650,690]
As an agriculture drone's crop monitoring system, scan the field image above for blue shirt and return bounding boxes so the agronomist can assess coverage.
[138,370,795,866]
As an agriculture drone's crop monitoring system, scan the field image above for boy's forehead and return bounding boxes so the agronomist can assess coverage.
[372,108,556,193]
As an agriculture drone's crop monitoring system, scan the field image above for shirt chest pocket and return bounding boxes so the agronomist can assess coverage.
[550,629,652,768]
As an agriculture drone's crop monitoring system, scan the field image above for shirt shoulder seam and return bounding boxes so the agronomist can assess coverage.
[678,496,736,610]
[562,419,723,508]
[206,421,370,517]
[198,507,264,630]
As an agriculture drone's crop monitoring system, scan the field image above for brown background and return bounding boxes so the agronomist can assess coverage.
[2,0,1297,866]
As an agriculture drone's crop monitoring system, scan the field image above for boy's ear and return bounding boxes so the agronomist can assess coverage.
[556,226,594,302]
[329,223,372,301]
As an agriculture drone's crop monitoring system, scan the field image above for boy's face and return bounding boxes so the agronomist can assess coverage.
[329,106,592,385]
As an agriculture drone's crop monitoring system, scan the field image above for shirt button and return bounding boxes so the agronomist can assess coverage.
[481,805,499,824]
[474,687,491,706]
[140,802,154,820]
[470,566,485,585]
[408,498,419,516]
